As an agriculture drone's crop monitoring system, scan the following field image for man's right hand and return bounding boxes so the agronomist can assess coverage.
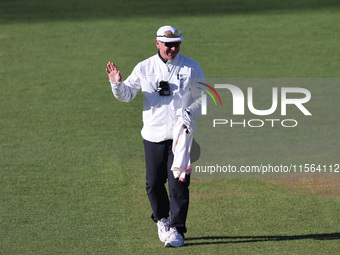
[106,61,122,82]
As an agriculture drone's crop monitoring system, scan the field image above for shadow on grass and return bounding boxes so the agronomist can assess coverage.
[185,233,340,246]
[1,0,340,24]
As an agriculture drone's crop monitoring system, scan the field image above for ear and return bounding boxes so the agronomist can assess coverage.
[155,40,161,49]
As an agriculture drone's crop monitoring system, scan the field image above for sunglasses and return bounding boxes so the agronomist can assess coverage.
[163,42,181,48]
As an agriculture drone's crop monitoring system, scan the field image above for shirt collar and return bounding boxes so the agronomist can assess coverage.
[157,50,167,64]
[157,51,179,65]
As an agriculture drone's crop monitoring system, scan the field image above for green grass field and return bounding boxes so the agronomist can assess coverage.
[1,0,340,254]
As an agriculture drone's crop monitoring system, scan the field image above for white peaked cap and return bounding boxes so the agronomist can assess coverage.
[156,25,184,42]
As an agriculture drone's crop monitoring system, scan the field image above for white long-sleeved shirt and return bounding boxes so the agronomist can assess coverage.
[111,53,206,143]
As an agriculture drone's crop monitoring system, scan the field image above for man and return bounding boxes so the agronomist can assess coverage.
[106,25,206,247]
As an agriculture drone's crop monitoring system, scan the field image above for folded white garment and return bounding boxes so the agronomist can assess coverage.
[171,109,196,182]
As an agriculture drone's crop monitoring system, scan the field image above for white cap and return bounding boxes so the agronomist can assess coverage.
[156,25,184,43]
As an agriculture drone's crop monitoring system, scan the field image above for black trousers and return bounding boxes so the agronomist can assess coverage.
[144,139,190,235]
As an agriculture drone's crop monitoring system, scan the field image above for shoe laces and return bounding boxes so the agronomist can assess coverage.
[158,218,170,229]
[169,227,179,236]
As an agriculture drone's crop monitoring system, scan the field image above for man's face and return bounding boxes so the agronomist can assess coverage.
[155,40,181,61]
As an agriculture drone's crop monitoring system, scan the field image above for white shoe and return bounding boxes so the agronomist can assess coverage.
[157,217,170,242]
[164,227,184,247]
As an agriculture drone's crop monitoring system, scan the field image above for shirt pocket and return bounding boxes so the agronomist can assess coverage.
[178,73,188,90]
[175,73,190,98]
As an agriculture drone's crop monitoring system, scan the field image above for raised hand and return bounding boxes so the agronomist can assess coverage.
[106,61,122,82]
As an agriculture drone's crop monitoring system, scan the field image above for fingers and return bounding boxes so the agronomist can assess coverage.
[106,61,123,82]
[106,61,118,73]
